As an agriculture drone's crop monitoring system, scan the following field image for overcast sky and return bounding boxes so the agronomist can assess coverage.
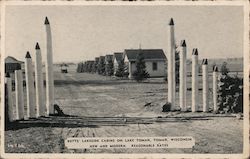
[5,5,244,63]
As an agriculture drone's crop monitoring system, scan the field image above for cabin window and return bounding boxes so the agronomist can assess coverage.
[152,62,157,71]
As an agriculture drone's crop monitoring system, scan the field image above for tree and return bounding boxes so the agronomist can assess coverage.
[86,62,90,72]
[220,62,229,75]
[93,62,98,73]
[90,62,95,73]
[98,59,105,75]
[76,63,82,73]
[106,60,114,76]
[132,52,149,82]
[115,60,128,78]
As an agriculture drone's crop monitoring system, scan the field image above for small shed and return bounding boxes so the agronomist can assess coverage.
[5,56,24,74]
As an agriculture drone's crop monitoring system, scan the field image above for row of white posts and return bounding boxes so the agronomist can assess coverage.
[6,45,49,121]
[6,17,54,121]
[168,18,219,112]
[174,40,219,112]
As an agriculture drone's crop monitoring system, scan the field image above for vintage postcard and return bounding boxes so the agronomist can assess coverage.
[1,1,249,159]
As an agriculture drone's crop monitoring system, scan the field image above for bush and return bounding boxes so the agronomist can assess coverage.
[97,59,105,75]
[115,60,127,78]
[106,60,114,76]
[132,52,149,82]
[218,74,243,113]
[162,102,172,112]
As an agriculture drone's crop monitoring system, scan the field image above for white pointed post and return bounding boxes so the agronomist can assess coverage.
[6,73,14,121]
[45,17,54,115]
[202,59,209,112]
[15,69,24,120]
[167,18,176,110]
[213,65,218,113]
[179,40,187,111]
[35,43,45,117]
[192,48,199,112]
[25,52,36,118]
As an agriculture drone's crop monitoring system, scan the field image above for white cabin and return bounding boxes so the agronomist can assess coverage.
[123,49,167,79]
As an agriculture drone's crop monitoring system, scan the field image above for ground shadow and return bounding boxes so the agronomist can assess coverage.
[5,104,212,131]
[6,119,99,131]
[54,79,165,86]
[6,114,212,131]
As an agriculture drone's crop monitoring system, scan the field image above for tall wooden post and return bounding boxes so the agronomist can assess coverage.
[6,73,14,121]
[35,43,45,117]
[213,65,218,113]
[45,17,54,115]
[15,69,24,120]
[192,48,199,112]
[167,18,176,110]
[179,40,187,111]
[25,52,36,118]
[202,59,209,112]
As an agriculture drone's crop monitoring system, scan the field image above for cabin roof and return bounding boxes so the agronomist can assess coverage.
[113,52,123,62]
[5,56,24,64]
[105,55,113,62]
[124,49,166,61]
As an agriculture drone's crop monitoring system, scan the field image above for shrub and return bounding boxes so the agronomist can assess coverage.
[217,74,243,113]
[115,60,127,78]
[162,102,172,112]
[132,52,149,82]
[105,60,114,76]
[97,59,105,75]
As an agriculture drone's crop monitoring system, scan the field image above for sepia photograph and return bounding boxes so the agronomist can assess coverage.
[1,1,249,158]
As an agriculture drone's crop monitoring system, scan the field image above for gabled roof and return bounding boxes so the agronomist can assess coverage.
[5,56,24,64]
[94,57,100,64]
[86,60,95,63]
[99,56,105,60]
[105,54,113,62]
[99,56,105,63]
[113,52,123,62]
[124,49,166,61]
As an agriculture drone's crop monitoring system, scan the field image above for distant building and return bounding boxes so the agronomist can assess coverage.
[5,56,24,74]
[123,49,167,78]
[113,52,123,75]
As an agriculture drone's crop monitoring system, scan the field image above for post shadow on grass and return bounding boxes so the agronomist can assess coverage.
[161,102,215,113]
[54,79,164,86]
[5,104,97,131]
[6,104,153,131]
[6,120,99,131]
